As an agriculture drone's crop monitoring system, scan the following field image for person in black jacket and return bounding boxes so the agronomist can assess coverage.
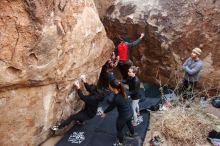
[97,51,119,90]
[51,75,105,131]
[100,61,116,90]
[127,66,141,126]
[101,80,137,146]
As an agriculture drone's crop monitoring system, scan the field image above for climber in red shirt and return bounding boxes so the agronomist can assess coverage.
[116,33,145,80]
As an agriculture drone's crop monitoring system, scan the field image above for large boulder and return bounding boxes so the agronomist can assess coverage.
[0,0,114,145]
[98,0,220,91]
[93,0,115,18]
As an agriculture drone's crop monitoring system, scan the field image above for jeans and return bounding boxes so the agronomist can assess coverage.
[132,99,140,123]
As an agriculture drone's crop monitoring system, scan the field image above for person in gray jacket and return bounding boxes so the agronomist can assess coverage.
[182,47,203,97]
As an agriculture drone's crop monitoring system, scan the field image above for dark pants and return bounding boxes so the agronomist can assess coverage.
[58,110,92,129]
[181,79,197,99]
[118,60,133,80]
[183,80,197,91]
[116,116,134,143]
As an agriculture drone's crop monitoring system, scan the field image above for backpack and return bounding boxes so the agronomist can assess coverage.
[117,42,128,61]
[211,96,220,108]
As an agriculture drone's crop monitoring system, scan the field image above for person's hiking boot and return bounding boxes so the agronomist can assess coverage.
[150,135,161,146]
[113,142,123,146]
[51,125,59,131]
[126,132,138,138]
[75,120,85,126]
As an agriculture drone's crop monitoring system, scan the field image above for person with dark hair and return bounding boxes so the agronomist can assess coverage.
[126,66,141,126]
[97,52,119,90]
[51,75,105,131]
[116,33,144,80]
[101,80,137,146]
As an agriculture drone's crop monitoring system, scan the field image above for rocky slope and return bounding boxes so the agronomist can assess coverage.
[96,0,220,91]
[0,0,113,145]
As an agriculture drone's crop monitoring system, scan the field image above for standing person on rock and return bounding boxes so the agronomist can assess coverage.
[116,33,145,80]
[51,75,105,131]
[181,47,203,99]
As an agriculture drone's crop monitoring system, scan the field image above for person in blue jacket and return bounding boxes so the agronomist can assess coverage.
[182,47,203,99]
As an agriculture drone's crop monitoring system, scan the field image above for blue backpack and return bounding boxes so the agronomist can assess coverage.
[211,96,220,108]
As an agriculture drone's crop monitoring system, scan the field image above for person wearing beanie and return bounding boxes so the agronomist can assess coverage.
[116,33,145,80]
[182,47,203,99]
[123,35,131,43]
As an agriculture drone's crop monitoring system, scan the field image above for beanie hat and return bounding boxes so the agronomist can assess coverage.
[192,47,202,55]
[123,35,130,43]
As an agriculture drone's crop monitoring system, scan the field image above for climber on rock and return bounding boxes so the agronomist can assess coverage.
[51,75,105,131]
[116,33,145,80]
[181,47,203,100]
[97,51,119,90]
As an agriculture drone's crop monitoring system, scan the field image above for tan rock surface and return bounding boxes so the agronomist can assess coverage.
[93,0,115,18]
[0,0,114,145]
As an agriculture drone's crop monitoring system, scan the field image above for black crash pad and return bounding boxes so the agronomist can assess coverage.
[56,108,150,146]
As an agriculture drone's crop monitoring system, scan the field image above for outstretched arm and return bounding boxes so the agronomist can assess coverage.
[104,104,115,114]
[127,33,144,49]
[80,75,96,93]
[84,83,95,93]
[77,89,90,102]
[104,96,116,114]
[73,80,91,102]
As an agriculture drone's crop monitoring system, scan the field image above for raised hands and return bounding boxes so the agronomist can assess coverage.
[140,33,145,39]
[80,74,86,83]
[73,80,80,89]
[100,112,106,118]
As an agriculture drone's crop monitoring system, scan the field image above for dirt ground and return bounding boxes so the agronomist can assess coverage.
[143,102,220,146]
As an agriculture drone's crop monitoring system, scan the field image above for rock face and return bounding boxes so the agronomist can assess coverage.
[93,0,115,18]
[98,0,220,91]
[0,0,113,145]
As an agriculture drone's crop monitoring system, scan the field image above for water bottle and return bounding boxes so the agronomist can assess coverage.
[200,96,207,107]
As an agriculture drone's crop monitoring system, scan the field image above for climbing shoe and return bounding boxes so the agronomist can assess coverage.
[125,132,138,137]
[75,120,85,125]
[51,125,59,131]
[113,142,123,146]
